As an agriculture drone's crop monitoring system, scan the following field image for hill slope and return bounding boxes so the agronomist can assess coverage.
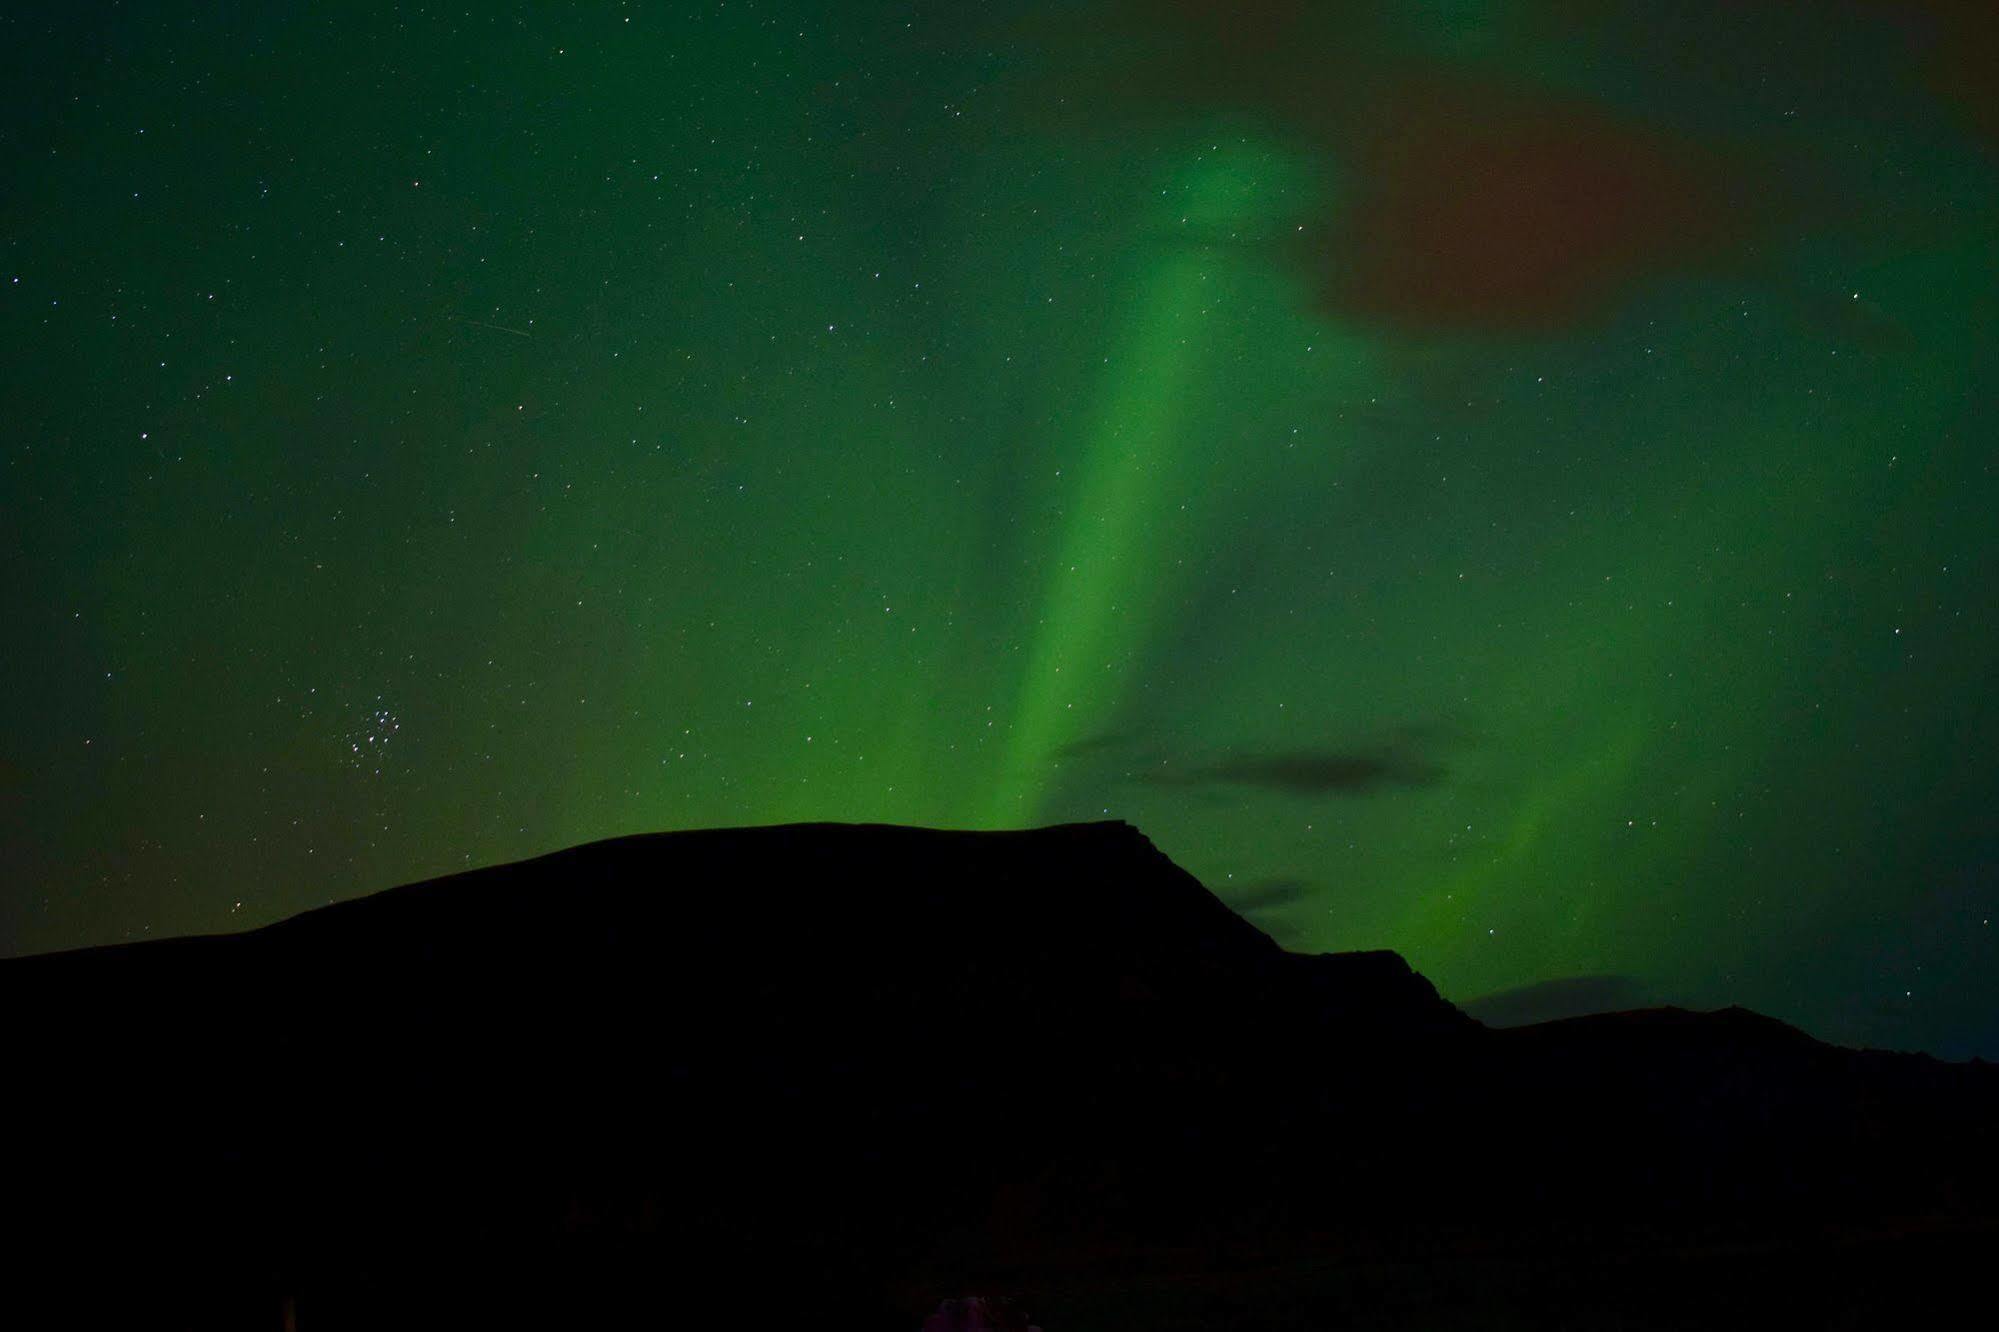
[8,822,1996,1329]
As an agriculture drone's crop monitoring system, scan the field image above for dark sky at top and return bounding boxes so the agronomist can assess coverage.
[4,1,1995,1055]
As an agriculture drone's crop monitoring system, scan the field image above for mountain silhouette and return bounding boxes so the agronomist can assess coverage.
[8,821,1996,1329]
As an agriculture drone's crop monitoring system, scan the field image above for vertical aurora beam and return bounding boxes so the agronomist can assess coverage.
[992,140,1297,824]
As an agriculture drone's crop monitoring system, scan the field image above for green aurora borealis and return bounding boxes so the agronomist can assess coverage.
[5,1,1997,1055]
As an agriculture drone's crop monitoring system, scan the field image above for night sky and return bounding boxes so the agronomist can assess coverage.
[5,1,1996,1056]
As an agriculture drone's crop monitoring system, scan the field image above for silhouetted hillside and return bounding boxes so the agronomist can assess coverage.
[8,822,1996,1329]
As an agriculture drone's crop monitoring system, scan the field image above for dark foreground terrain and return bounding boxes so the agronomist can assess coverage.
[8,822,1996,1329]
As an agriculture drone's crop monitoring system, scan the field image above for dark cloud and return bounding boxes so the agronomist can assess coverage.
[1461,975,1652,1028]
[1224,877,1315,913]
[1138,745,1444,797]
